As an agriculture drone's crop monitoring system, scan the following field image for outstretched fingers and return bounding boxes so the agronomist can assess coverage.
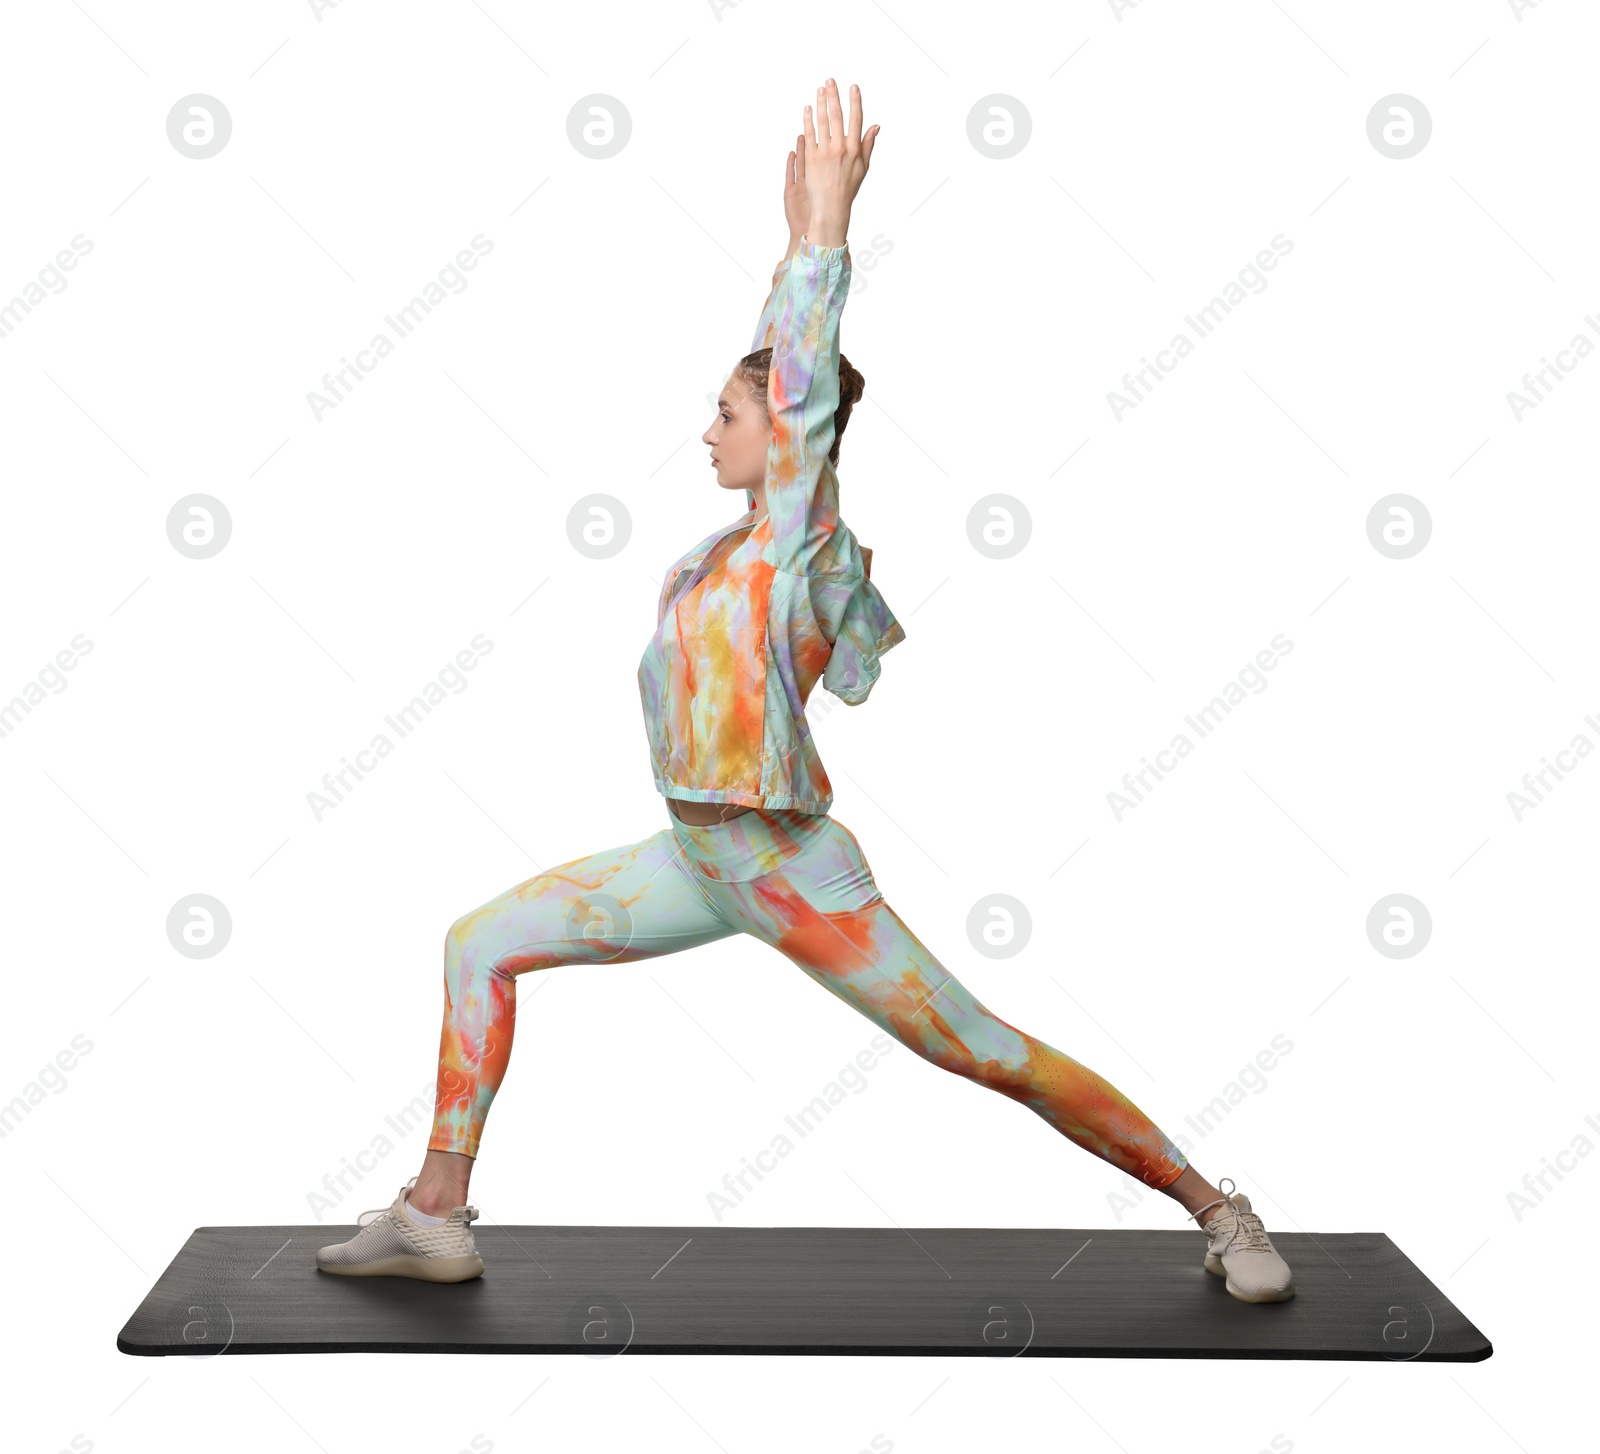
[825,78,845,146]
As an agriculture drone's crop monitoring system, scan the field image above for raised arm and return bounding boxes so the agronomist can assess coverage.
[762,80,879,572]
[744,242,798,516]
[751,251,793,354]
[745,141,815,513]
[762,236,850,572]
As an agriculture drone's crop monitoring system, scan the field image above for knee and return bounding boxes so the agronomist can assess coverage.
[449,906,568,982]
[445,911,497,969]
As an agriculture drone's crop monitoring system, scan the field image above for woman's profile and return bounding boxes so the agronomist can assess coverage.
[316,78,1295,1305]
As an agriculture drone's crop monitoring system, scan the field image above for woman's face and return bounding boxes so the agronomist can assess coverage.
[703,367,769,497]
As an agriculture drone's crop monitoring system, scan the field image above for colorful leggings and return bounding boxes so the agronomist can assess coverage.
[428,806,1189,1188]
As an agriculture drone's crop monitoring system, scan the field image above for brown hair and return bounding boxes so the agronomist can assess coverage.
[735,350,865,467]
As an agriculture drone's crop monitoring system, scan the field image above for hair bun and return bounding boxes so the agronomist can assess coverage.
[838,355,866,406]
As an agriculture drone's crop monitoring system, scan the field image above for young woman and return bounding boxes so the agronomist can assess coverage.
[318,79,1295,1304]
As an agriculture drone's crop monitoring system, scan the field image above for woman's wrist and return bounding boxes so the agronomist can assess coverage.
[805,211,848,248]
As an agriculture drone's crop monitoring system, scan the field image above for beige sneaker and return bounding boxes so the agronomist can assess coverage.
[1198,1178,1295,1303]
[316,1176,484,1282]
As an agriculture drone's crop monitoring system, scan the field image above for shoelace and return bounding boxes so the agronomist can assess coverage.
[1206,1177,1274,1254]
[1225,1210,1273,1254]
[356,1176,418,1227]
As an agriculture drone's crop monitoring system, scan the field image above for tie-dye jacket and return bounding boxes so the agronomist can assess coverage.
[636,235,906,814]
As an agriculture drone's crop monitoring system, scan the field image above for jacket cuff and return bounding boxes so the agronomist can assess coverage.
[798,235,849,262]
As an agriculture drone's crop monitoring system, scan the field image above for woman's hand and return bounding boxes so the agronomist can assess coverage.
[783,135,809,251]
[801,79,879,248]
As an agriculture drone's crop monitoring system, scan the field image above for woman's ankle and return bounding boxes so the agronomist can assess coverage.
[408,1182,465,1218]
[410,1147,475,1216]
[1158,1166,1226,1226]
[409,1168,473,1216]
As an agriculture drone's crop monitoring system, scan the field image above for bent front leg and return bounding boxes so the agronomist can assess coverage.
[428,827,735,1159]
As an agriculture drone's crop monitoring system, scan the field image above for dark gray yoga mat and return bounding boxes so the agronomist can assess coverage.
[117,1222,1491,1360]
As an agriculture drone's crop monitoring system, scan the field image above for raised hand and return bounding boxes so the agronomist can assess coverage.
[801,79,879,248]
[784,135,810,246]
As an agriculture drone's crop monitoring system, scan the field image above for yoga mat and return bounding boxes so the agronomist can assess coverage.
[117,1222,1491,1360]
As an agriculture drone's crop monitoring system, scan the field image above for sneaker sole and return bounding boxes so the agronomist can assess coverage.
[1204,1252,1294,1302]
[316,1253,484,1282]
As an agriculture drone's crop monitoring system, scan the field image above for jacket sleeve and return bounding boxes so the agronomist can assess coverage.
[763,236,851,575]
[746,247,796,515]
[752,248,795,352]
[822,575,906,706]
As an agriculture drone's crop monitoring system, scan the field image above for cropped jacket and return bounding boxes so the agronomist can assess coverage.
[635,235,906,814]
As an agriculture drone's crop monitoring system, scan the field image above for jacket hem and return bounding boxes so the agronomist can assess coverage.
[654,778,833,814]
[876,621,907,654]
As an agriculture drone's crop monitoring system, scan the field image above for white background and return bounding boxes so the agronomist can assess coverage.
[2,1,1592,1451]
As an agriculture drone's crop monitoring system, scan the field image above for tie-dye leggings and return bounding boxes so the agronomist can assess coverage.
[428,806,1189,1189]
